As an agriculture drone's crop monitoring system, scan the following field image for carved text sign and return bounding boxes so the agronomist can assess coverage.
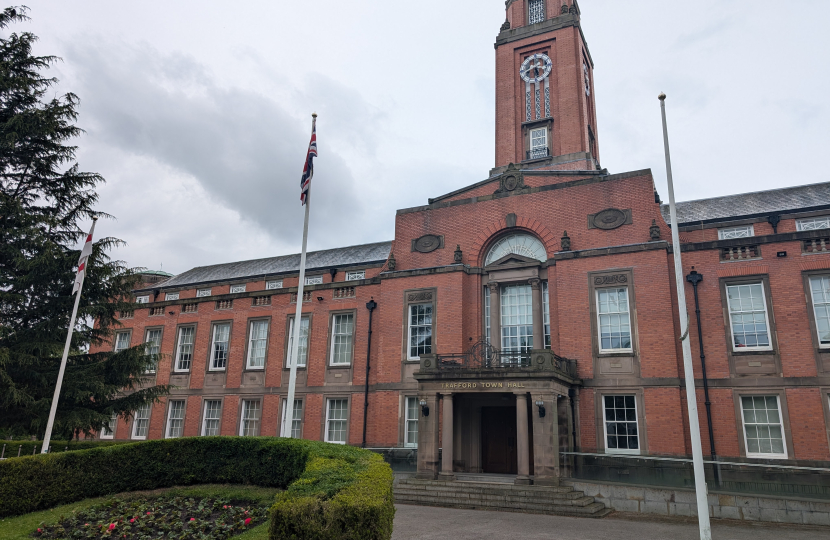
[440,381,527,390]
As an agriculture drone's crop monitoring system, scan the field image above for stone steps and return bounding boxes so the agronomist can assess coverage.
[394,478,612,519]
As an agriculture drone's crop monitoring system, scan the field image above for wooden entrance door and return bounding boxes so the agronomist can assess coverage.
[481,407,517,474]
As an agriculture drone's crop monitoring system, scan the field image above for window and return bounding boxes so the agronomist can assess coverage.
[135,295,150,304]
[797,216,830,231]
[741,396,787,458]
[330,313,355,366]
[346,271,365,281]
[543,281,551,349]
[132,403,151,439]
[810,276,830,348]
[603,395,639,454]
[529,127,548,159]
[287,316,310,367]
[239,400,261,436]
[325,399,348,444]
[596,288,632,352]
[305,276,323,286]
[114,331,131,353]
[405,397,419,448]
[201,400,222,436]
[166,400,186,439]
[266,280,283,290]
[281,399,303,438]
[484,289,491,345]
[719,225,755,240]
[196,288,212,298]
[174,327,196,372]
[144,329,162,373]
[247,320,269,369]
[408,304,433,359]
[101,413,117,439]
[230,284,247,294]
[210,323,231,370]
[528,0,545,24]
[485,234,547,265]
[501,285,533,353]
[726,283,772,350]
[165,292,179,301]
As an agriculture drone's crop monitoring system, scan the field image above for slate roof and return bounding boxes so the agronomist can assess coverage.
[150,241,392,290]
[661,181,830,225]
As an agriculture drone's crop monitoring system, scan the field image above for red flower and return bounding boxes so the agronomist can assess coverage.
[130,518,135,523]
[37,529,42,533]
[109,523,116,530]
[190,517,196,521]
[244,518,251,526]
[146,512,152,515]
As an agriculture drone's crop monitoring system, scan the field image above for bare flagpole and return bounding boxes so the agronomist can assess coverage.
[659,93,712,540]
[282,114,316,437]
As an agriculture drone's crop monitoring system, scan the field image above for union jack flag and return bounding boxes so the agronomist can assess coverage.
[300,115,317,205]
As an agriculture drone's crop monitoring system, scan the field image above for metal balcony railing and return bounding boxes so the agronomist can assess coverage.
[422,340,578,379]
[526,147,550,160]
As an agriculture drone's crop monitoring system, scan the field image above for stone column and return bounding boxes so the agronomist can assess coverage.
[531,393,560,486]
[529,278,543,350]
[439,393,455,480]
[515,393,532,485]
[416,393,440,480]
[488,282,501,347]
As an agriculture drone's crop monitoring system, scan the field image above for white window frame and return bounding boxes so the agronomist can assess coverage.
[239,399,261,437]
[407,303,433,360]
[797,216,830,231]
[740,395,788,459]
[529,127,548,159]
[596,287,633,353]
[196,288,212,298]
[100,413,118,439]
[528,0,545,25]
[281,398,303,439]
[144,328,162,374]
[131,403,151,440]
[230,284,247,294]
[345,271,365,281]
[726,282,773,352]
[287,316,310,368]
[501,284,534,353]
[329,313,355,366]
[135,295,150,304]
[602,395,640,455]
[305,276,324,286]
[266,280,283,290]
[174,326,196,372]
[165,400,186,439]
[810,275,830,349]
[543,281,551,350]
[246,320,269,370]
[404,397,419,448]
[484,289,491,345]
[210,323,231,371]
[165,292,180,301]
[114,331,131,353]
[201,400,222,436]
[718,225,755,240]
[325,398,348,444]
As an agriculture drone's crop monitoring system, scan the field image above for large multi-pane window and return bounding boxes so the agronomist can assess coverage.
[281,399,303,438]
[132,403,151,440]
[797,216,830,231]
[528,0,545,24]
[810,276,830,348]
[603,395,639,454]
[529,127,547,159]
[741,396,786,458]
[101,413,118,439]
[247,321,268,369]
[239,400,261,436]
[166,400,186,439]
[175,327,196,372]
[325,399,348,444]
[114,331,131,352]
[501,285,533,353]
[144,329,162,373]
[201,400,222,436]
[596,288,632,352]
[408,304,433,359]
[330,313,355,365]
[210,323,231,370]
[405,397,419,448]
[543,281,551,349]
[726,283,772,350]
[484,290,491,345]
[287,316,310,367]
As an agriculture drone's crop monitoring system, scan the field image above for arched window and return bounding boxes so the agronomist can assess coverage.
[485,234,547,265]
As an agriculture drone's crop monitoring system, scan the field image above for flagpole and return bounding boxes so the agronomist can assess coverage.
[41,218,97,454]
[659,93,712,540]
[282,114,316,438]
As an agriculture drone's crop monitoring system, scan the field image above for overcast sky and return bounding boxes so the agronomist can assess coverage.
[16,0,830,275]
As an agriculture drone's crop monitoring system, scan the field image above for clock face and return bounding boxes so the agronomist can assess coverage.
[520,53,552,84]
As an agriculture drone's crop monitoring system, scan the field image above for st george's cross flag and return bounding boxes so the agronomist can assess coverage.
[300,115,317,205]
[72,221,96,294]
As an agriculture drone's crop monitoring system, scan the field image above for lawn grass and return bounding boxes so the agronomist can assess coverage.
[0,484,280,540]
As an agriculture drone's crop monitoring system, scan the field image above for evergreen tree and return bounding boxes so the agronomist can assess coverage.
[0,6,169,439]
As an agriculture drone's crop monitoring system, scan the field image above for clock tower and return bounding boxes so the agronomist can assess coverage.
[495,0,599,172]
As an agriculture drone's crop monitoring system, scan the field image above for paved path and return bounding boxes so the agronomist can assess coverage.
[392,504,826,540]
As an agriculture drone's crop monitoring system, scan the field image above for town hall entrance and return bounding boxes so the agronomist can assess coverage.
[481,406,517,474]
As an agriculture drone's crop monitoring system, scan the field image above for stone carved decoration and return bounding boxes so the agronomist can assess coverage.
[588,208,633,230]
[487,282,499,294]
[454,245,463,264]
[650,219,661,241]
[500,19,510,31]
[387,252,396,271]
[561,4,569,14]
[561,231,571,252]
[412,234,444,253]
[529,278,541,290]
[594,274,628,286]
[494,163,527,195]
[407,291,433,302]
[506,213,517,228]
[569,4,576,14]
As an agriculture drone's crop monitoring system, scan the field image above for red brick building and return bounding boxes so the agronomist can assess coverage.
[96,0,830,486]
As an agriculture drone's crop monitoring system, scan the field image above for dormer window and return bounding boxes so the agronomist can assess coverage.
[528,0,545,24]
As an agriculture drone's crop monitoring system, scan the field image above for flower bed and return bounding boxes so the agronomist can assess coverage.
[31,495,267,540]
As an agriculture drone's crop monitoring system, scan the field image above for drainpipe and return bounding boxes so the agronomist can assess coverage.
[362,298,377,448]
[686,269,720,485]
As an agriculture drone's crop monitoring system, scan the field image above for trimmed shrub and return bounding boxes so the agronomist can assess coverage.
[0,439,128,458]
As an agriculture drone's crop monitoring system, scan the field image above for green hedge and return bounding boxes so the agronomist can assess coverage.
[0,437,394,540]
[1,439,128,458]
